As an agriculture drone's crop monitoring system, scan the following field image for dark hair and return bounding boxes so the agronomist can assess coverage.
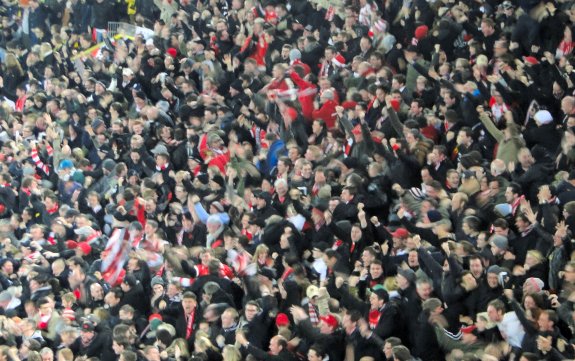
[183,291,197,300]
[492,218,508,229]
[507,182,522,196]
[308,344,326,358]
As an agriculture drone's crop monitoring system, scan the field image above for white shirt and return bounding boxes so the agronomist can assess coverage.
[497,312,525,348]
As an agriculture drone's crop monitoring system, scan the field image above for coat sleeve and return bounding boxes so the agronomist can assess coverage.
[372,305,398,339]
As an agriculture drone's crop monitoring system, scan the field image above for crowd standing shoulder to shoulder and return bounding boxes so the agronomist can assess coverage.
[4,0,575,361]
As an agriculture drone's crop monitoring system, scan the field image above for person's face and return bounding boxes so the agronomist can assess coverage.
[2,261,13,275]
[245,304,259,321]
[407,251,419,267]
[416,282,432,300]
[383,342,394,358]
[182,297,196,313]
[276,182,288,196]
[469,259,483,278]
[481,21,493,36]
[487,272,499,288]
[504,187,516,203]
[288,147,300,161]
[447,172,460,187]
[90,284,104,300]
[269,337,282,355]
[410,101,422,115]
[370,263,383,279]
[80,330,94,344]
[515,217,527,232]
[564,265,575,283]
[152,284,164,295]
[395,274,410,289]
[328,199,339,212]
[308,349,322,361]
[518,150,533,167]
[318,320,333,334]
[487,305,501,322]
[361,250,374,266]
[350,226,362,242]
[39,302,52,315]
[523,295,536,310]
[221,311,235,328]
[420,169,433,185]
[368,293,383,310]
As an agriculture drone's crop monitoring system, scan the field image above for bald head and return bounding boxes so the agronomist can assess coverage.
[562,96,575,115]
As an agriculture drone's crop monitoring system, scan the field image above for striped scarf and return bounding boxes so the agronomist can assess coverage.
[308,302,319,326]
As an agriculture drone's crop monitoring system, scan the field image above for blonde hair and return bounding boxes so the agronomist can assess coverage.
[166,338,190,359]
[194,335,218,352]
[252,244,269,263]
[4,53,23,75]
[222,345,242,361]
[58,348,74,361]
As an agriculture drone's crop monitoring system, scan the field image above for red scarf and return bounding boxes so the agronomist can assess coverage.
[281,267,293,281]
[46,203,59,215]
[38,312,51,330]
[368,309,381,329]
[47,232,56,245]
[186,307,196,339]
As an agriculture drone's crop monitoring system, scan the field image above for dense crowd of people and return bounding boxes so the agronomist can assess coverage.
[3,0,575,360]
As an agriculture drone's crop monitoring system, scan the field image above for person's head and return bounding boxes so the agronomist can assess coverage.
[517,148,534,168]
[537,310,557,332]
[515,213,530,233]
[369,288,389,309]
[221,308,238,328]
[492,218,509,236]
[119,350,137,361]
[505,182,522,203]
[369,260,384,279]
[244,301,260,322]
[468,255,484,279]
[318,314,338,334]
[461,215,480,236]
[182,291,197,313]
[222,345,241,361]
[481,18,495,36]
[382,337,402,359]
[268,335,287,355]
[391,345,413,361]
[416,278,433,300]
[323,249,339,269]
[487,299,505,323]
[307,345,326,361]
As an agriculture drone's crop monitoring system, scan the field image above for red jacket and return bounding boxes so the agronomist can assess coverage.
[241,34,268,67]
[290,71,316,121]
[312,99,339,128]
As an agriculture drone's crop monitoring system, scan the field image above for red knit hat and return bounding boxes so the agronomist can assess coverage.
[332,53,346,68]
[414,25,429,40]
[149,313,163,322]
[319,314,338,329]
[77,242,91,255]
[341,100,357,110]
[166,48,178,59]
[523,56,538,65]
[276,313,290,327]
